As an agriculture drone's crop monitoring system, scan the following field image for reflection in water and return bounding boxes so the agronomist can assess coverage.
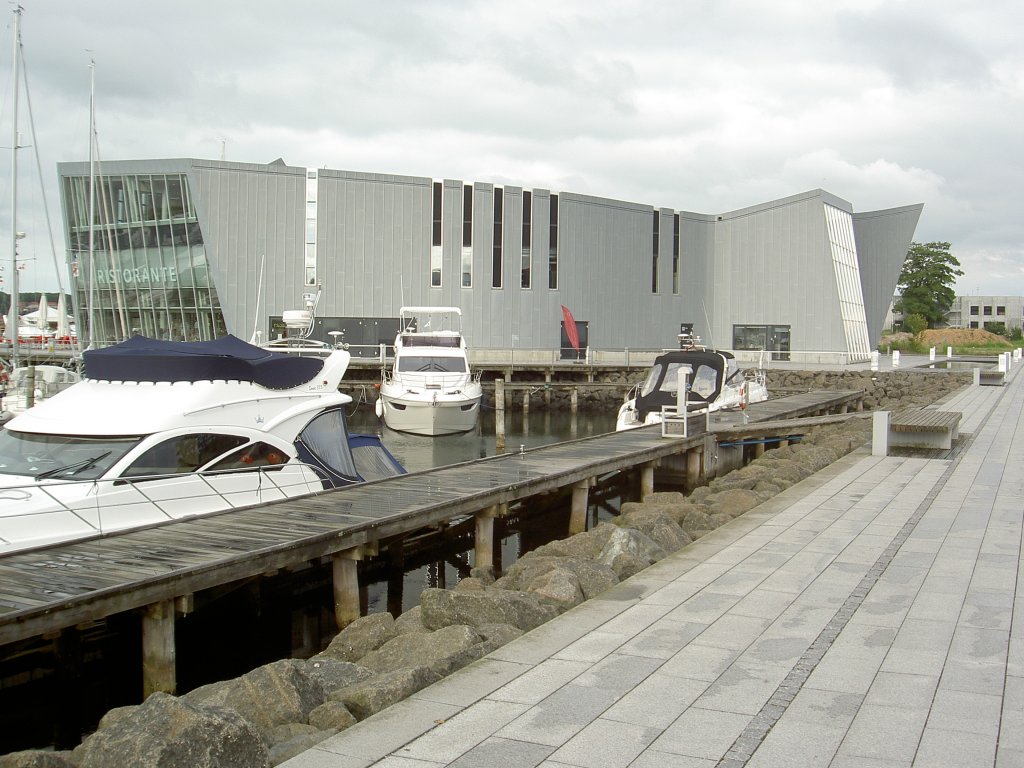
[346,403,617,473]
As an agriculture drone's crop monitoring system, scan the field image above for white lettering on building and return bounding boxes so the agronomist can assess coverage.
[95,265,179,285]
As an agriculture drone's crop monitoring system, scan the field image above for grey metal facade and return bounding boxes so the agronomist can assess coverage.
[57,158,922,358]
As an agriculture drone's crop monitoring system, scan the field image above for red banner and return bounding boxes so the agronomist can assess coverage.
[561,305,580,350]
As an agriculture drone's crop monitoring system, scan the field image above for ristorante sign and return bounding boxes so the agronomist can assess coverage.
[94,265,179,285]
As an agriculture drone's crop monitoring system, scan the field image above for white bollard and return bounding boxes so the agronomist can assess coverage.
[892,350,901,369]
[947,346,953,359]
[929,347,936,361]
[870,351,879,371]
[973,367,981,386]
[999,354,1007,374]
[872,411,890,457]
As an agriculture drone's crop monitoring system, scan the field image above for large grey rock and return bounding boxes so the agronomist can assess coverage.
[317,612,397,663]
[495,555,617,601]
[74,691,267,768]
[267,729,336,766]
[524,566,584,610]
[332,666,441,720]
[183,659,323,734]
[303,657,375,698]
[0,752,75,768]
[357,624,484,677]
[419,587,558,632]
[703,488,761,519]
[308,699,357,731]
[394,605,428,635]
[598,527,667,567]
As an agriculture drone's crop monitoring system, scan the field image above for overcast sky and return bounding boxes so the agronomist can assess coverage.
[1,0,1020,298]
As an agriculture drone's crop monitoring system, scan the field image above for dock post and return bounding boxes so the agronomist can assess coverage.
[752,441,765,458]
[544,372,552,407]
[495,378,506,452]
[522,389,529,416]
[570,387,578,414]
[872,411,890,457]
[142,599,176,697]
[686,448,701,488]
[332,551,362,629]
[474,505,498,576]
[569,480,590,535]
[640,461,656,500]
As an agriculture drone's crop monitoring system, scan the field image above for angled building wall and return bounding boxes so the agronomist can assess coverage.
[57,158,920,361]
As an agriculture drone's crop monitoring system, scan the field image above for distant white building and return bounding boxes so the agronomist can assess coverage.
[887,295,1024,333]
[946,296,1024,332]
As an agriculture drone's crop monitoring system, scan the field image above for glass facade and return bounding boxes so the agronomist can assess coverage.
[62,172,227,345]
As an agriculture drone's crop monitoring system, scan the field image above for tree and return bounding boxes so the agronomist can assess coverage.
[894,242,963,328]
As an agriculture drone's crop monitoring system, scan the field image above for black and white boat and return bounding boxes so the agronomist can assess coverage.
[0,335,404,554]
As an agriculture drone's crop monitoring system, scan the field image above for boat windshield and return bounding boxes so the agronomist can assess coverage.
[639,361,721,401]
[0,430,142,480]
[397,356,467,373]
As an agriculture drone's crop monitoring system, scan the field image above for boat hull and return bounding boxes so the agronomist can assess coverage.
[378,389,482,436]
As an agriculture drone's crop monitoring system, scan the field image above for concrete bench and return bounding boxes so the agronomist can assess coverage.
[888,407,962,450]
[978,369,1005,386]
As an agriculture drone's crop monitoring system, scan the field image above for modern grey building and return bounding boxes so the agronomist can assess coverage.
[56,158,922,362]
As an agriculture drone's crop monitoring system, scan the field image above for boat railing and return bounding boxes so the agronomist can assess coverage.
[0,463,328,549]
[382,368,479,391]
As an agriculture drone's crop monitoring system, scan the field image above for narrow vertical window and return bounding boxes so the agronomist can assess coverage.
[672,213,680,294]
[548,193,558,290]
[462,184,473,287]
[652,212,660,293]
[304,170,318,286]
[430,181,442,287]
[492,188,503,288]
[521,190,532,288]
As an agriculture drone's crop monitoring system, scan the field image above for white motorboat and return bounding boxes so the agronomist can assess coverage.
[375,306,483,436]
[0,335,405,555]
[0,364,81,425]
[616,348,768,430]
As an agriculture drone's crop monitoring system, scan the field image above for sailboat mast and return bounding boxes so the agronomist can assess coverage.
[8,6,22,370]
[87,58,96,349]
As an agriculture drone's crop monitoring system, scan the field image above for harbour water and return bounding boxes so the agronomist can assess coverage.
[346,402,618,473]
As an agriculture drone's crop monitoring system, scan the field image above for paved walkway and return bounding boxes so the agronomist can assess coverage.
[285,361,1022,768]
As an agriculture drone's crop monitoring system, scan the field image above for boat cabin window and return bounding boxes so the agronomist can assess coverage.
[120,433,248,479]
[690,365,720,400]
[639,360,720,402]
[0,431,140,480]
[207,441,288,472]
[397,356,467,373]
[297,409,359,479]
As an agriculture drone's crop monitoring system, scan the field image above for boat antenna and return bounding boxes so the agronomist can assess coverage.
[701,300,715,350]
[249,253,265,343]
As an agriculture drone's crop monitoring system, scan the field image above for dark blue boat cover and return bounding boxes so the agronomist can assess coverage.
[83,335,325,389]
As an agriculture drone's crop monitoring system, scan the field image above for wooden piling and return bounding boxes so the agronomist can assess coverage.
[142,599,176,697]
[474,505,498,576]
[640,461,656,499]
[569,480,590,535]
[686,448,702,489]
[495,378,506,452]
[331,551,361,629]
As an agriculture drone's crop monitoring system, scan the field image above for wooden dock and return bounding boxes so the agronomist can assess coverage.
[0,388,864,694]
